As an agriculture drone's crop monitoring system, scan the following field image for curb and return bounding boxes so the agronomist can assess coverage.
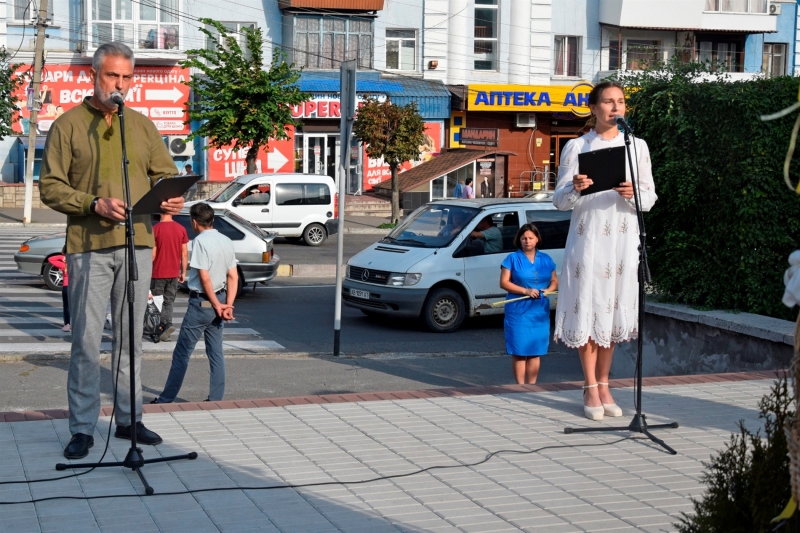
[343,228,388,235]
[276,264,341,277]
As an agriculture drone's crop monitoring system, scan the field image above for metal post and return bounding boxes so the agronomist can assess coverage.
[23,0,48,225]
[333,60,356,357]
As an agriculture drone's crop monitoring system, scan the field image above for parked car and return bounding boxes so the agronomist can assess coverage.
[342,197,570,333]
[190,173,338,246]
[14,209,280,294]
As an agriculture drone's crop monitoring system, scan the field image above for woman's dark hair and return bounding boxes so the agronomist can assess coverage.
[513,223,542,250]
[586,81,625,127]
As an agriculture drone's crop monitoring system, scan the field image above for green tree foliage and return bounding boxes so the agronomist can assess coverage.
[353,100,425,223]
[0,47,23,140]
[181,20,310,174]
[676,374,796,533]
[618,59,800,319]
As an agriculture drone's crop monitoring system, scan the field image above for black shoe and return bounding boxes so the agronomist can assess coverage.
[63,433,94,459]
[114,422,163,445]
[150,397,161,404]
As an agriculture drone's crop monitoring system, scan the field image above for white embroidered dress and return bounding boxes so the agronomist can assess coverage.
[552,129,657,349]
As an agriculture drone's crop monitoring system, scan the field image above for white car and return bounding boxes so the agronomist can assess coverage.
[192,173,338,246]
[342,197,571,332]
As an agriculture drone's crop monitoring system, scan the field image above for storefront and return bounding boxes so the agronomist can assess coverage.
[448,82,592,197]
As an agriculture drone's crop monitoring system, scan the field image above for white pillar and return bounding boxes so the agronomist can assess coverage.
[508,0,532,84]
[447,0,470,85]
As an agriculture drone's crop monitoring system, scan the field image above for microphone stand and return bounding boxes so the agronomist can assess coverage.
[55,97,197,494]
[563,122,678,455]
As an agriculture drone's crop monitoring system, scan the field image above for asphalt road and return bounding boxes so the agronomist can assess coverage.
[270,233,385,267]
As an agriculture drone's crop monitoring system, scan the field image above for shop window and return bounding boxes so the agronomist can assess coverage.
[432,164,474,200]
[386,29,416,71]
[554,36,579,77]
[293,15,373,69]
[474,0,498,70]
[206,22,256,61]
[763,43,786,77]
[87,0,181,51]
[626,40,659,70]
[13,0,52,20]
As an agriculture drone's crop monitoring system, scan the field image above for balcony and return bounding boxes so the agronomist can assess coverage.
[599,0,777,33]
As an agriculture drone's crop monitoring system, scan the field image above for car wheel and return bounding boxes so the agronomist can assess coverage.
[422,288,465,333]
[303,223,327,246]
[43,262,64,291]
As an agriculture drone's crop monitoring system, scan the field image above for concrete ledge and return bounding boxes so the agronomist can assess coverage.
[646,300,795,346]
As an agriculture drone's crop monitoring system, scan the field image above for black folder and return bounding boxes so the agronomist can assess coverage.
[131,175,202,215]
[577,146,626,196]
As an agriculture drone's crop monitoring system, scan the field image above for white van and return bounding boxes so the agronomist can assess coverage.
[342,197,571,332]
[192,173,338,246]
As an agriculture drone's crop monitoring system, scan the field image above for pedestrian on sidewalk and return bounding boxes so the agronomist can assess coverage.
[151,203,237,404]
[151,213,188,342]
[39,42,183,460]
[47,251,71,332]
[461,177,475,199]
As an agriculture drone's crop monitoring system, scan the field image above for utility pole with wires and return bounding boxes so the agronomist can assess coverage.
[23,0,48,226]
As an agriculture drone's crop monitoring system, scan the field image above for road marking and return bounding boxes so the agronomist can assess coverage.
[0,339,285,353]
[264,284,336,289]
[0,327,260,338]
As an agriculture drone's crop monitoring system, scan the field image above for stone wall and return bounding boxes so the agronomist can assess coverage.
[0,180,229,209]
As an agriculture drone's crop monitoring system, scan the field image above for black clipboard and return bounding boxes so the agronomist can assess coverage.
[577,146,626,196]
[131,175,202,215]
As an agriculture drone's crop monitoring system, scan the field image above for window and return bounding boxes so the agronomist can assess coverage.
[705,0,767,13]
[293,16,373,69]
[386,29,416,71]
[474,0,498,70]
[13,0,52,20]
[431,164,473,200]
[206,22,256,60]
[87,0,181,51]
[525,210,571,250]
[275,183,331,206]
[763,43,786,77]
[554,36,579,77]
[609,40,620,70]
[626,40,659,70]
[696,40,743,72]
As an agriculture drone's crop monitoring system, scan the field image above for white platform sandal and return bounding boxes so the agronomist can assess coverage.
[582,383,604,421]
[598,382,623,417]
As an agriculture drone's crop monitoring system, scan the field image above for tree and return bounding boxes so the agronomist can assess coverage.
[353,100,425,223]
[181,19,310,174]
[0,47,23,141]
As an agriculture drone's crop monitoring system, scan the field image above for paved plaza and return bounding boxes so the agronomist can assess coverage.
[0,372,780,532]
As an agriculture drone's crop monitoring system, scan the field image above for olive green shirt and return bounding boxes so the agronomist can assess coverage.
[40,98,178,253]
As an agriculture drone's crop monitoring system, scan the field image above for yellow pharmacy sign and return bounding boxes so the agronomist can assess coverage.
[467,82,593,117]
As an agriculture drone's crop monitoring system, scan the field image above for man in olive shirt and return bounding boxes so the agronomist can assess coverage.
[40,42,184,460]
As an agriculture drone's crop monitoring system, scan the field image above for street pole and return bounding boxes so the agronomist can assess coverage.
[23,0,48,226]
[333,60,356,357]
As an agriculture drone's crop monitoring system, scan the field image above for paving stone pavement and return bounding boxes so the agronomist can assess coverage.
[0,375,780,532]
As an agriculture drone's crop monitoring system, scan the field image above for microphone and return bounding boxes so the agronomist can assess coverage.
[110,92,125,106]
[614,115,632,132]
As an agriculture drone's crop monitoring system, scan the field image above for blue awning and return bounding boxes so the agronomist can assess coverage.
[298,71,451,119]
[17,136,47,150]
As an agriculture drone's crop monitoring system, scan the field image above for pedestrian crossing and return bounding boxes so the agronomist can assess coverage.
[0,227,285,356]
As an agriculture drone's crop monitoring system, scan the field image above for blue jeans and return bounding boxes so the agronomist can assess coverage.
[157,292,226,402]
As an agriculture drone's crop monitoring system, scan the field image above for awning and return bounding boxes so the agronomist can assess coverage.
[372,148,517,193]
[16,136,47,150]
[298,72,451,119]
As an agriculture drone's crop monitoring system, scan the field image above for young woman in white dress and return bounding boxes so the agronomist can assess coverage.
[552,81,658,421]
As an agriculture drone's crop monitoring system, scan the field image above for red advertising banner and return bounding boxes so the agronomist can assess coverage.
[363,121,443,190]
[206,126,295,180]
[12,64,191,135]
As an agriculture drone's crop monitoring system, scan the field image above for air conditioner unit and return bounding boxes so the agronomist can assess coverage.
[516,113,537,129]
[167,135,194,157]
[769,3,781,14]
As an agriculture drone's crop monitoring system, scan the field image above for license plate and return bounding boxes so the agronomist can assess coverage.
[350,288,370,299]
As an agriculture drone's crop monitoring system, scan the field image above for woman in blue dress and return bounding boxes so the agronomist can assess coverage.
[500,224,558,384]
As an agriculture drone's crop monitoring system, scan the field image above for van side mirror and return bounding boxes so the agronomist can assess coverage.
[232,198,242,206]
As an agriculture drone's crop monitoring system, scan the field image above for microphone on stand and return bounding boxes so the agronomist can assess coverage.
[614,115,633,133]
[110,92,125,107]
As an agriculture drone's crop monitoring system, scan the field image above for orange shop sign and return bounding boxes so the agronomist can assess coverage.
[206,127,295,180]
[12,65,191,135]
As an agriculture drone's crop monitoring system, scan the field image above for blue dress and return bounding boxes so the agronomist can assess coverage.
[502,250,556,356]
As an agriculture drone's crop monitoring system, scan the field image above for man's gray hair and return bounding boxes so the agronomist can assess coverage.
[92,42,135,71]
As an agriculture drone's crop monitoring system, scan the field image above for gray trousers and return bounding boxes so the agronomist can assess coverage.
[66,246,152,435]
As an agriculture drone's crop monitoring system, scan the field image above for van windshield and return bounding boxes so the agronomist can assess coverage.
[209,182,245,203]
[381,205,479,248]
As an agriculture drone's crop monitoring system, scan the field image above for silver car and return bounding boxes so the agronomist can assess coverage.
[14,209,280,294]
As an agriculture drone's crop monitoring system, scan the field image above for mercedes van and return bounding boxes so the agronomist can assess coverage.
[342,197,570,332]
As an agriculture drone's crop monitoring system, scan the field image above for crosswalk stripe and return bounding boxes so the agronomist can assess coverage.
[0,339,284,353]
[0,327,260,338]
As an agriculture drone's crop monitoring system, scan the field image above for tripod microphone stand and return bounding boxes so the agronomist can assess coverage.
[55,95,197,494]
[564,120,679,455]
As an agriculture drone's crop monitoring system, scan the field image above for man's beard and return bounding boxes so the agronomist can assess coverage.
[94,87,119,110]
